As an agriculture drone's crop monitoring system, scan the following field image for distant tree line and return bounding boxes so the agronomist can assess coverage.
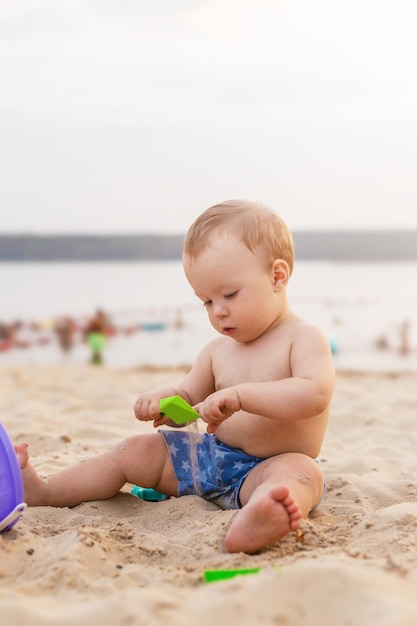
[292,231,417,261]
[0,231,416,261]
[0,234,184,261]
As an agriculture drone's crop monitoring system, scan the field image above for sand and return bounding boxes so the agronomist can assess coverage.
[1,365,417,625]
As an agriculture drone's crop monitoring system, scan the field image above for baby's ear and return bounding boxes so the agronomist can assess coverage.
[272,259,290,289]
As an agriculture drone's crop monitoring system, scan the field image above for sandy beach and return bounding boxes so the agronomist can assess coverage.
[1,364,417,625]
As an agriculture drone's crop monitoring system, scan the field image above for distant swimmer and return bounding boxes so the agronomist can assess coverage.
[85,309,109,365]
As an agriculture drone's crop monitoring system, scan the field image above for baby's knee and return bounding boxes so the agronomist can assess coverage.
[282,453,324,508]
[298,455,325,509]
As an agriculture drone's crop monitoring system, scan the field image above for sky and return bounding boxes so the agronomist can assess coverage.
[1,0,417,234]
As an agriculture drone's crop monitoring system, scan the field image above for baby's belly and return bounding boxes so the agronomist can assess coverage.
[214,414,323,459]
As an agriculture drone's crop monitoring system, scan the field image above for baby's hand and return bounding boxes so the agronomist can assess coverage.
[134,389,176,428]
[195,388,241,434]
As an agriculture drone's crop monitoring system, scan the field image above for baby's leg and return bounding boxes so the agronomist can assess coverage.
[224,452,323,554]
[15,433,177,508]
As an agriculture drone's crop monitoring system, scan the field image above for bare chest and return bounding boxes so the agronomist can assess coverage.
[213,335,292,390]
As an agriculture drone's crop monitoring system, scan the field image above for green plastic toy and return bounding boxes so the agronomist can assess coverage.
[203,568,261,583]
[159,395,200,425]
[203,566,282,583]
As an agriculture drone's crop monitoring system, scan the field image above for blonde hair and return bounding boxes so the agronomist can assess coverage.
[183,200,294,274]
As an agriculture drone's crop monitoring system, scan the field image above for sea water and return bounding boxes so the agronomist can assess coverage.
[1,260,416,372]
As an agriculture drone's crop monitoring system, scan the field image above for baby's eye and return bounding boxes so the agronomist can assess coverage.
[225,291,238,299]
[203,299,213,307]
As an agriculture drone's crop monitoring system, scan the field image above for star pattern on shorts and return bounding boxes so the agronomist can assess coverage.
[214,448,228,460]
[168,442,180,457]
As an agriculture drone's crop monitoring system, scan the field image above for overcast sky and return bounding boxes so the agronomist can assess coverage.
[1,0,417,234]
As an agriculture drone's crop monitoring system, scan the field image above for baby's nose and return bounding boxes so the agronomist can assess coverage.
[213,302,228,317]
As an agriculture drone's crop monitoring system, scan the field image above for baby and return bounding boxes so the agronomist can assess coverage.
[16,200,335,554]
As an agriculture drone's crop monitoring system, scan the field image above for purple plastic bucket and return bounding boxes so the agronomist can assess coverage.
[0,422,26,532]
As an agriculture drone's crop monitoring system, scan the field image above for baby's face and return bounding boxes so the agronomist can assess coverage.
[183,235,287,343]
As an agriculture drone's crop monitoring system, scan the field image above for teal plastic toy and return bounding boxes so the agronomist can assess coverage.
[159,395,200,425]
[131,486,168,502]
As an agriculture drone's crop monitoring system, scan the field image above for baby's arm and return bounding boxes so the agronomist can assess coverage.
[197,324,334,430]
[133,341,217,428]
[233,324,335,422]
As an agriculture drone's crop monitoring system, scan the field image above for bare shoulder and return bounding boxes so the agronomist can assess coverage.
[290,317,330,344]
[184,334,229,378]
[288,316,335,380]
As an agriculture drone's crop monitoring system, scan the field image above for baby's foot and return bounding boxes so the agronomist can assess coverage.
[14,442,47,506]
[224,485,302,554]
[14,442,29,468]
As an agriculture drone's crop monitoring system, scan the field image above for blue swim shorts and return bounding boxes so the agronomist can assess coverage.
[160,430,266,510]
[160,430,326,512]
